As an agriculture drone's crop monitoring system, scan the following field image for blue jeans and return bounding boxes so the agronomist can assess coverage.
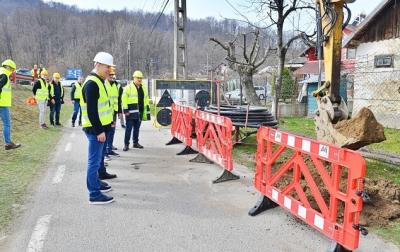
[84,131,104,198]
[124,119,141,145]
[71,101,81,124]
[106,126,115,154]
[49,102,61,124]
[99,130,109,175]
[0,107,11,144]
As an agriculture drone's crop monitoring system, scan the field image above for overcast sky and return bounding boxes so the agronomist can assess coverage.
[43,0,381,21]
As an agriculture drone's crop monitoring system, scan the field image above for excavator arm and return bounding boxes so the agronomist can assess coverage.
[313,0,385,150]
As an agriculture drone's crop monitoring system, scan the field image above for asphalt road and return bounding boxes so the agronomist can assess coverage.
[0,122,398,252]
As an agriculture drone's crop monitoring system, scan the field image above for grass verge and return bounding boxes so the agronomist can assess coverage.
[0,85,72,236]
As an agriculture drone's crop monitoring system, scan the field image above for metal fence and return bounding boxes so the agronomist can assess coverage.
[349,57,400,129]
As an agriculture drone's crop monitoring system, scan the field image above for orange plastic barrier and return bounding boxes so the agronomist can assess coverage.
[193,110,238,183]
[166,103,197,155]
[170,104,194,146]
[253,127,366,251]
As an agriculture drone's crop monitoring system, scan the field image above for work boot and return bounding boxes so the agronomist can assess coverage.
[56,122,62,127]
[50,121,55,126]
[5,142,21,150]
[121,124,126,128]
[78,121,82,126]
[133,143,144,149]
[89,193,114,205]
[40,124,48,129]
[123,145,129,151]
[108,151,120,156]
[72,121,75,127]
[99,172,117,180]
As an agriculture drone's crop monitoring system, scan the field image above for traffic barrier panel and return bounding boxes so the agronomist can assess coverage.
[166,103,198,155]
[250,127,366,251]
[190,110,239,183]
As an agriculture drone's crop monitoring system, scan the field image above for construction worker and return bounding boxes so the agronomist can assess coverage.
[0,59,21,150]
[104,68,119,157]
[33,69,53,129]
[70,76,83,127]
[38,64,46,77]
[31,64,38,82]
[81,51,116,204]
[122,70,151,151]
[49,73,64,126]
[117,82,126,128]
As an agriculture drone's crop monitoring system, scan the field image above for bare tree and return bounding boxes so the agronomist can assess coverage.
[210,30,270,105]
[250,0,315,118]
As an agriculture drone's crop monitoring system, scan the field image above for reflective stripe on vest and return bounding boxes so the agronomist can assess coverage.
[80,75,113,128]
[122,82,150,121]
[105,81,119,112]
[35,79,49,101]
[0,68,11,107]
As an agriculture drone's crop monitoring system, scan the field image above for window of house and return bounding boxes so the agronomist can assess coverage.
[346,48,356,59]
[374,55,393,68]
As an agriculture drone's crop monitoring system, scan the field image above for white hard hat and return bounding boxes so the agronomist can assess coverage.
[93,52,115,67]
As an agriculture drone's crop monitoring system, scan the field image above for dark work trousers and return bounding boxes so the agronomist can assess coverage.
[71,101,82,124]
[124,119,141,145]
[99,131,109,176]
[49,102,61,124]
[106,126,115,154]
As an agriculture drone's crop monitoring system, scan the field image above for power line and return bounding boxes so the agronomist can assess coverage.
[150,0,170,35]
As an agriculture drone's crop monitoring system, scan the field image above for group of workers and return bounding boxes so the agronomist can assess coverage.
[32,70,65,128]
[0,52,151,205]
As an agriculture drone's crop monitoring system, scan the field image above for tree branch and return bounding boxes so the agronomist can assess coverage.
[243,33,249,62]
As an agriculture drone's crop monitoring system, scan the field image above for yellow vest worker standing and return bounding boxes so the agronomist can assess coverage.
[104,67,120,158]
[32,69,53,129]
[122,70,150,151]
[49,72,64,126]
[81,51,116,204]
[70,77,84,127]
[0,59,21,150]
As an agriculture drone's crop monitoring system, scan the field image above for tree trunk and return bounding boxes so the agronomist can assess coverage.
[242,70,261,106]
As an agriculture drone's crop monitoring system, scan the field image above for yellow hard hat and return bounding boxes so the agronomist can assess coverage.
[2,59,16,70]
[53,72,61,79]
[41,69,49,77]
[132,70,144,78]
[109,67,116,75]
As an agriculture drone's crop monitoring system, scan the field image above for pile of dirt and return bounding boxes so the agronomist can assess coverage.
[334,107,386,150]
[270,155,400,228]
[361,178,400,227]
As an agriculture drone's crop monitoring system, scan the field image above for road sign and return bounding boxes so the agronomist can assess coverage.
[65,68,83,80]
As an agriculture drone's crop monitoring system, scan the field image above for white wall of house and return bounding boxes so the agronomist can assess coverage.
[353,38,400,128]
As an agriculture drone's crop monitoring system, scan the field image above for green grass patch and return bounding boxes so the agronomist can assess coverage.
[366,160,400,185]
[374,222,400,247]
[368,128,400,155]
[278,117,316,138]
[0,85,72,235]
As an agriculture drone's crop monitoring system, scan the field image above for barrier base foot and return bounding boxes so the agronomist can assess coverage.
[189,154,213,164]
[248,195,278,216]
[212,169,240,184]
[166,137,182,145]
[177,146,198,155]
[328,242,352,252]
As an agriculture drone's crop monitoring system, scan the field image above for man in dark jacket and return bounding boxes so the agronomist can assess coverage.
[81,52,116,205]
[49,72,64,126]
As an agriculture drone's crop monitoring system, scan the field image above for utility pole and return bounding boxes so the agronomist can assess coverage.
[173,0,187,80]
[127,40,131,80]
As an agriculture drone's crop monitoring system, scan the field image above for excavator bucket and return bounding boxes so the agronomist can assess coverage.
[315,97,386,150]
